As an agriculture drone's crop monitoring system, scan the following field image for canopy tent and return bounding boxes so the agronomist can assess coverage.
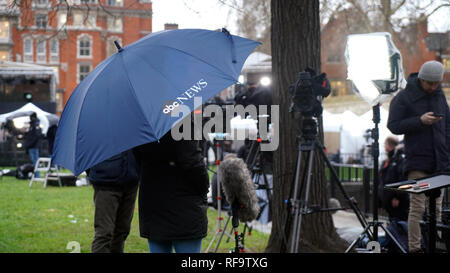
[0,103,59,135]
[323,108,402,163]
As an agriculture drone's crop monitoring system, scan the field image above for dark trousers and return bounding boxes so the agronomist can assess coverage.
[91,186,138,253]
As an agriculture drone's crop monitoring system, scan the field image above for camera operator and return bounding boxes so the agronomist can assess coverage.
[234,79,272,122]
[234,79,273,174]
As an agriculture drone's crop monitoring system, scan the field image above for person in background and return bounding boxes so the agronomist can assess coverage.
[87,150,139,253]
[24,112,42,178]
[379,136,409,221]
[133,131,209,253]
[387,60,449,253]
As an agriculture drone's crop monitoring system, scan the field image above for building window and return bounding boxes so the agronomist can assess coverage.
[0,21,9,40]
[58,13,67,29]
[72,12,96,28]
[330,80,348,96]
[23,38,33,63]
[0,51,9,61]
[78,35,92,58]
[107,37,121,57]
[107,0,123,6]
[69,0,98,4]
[107,17,122,32]
[78,63,92,82]
[35,14,48,29]
[443,56,450,72]
[73,13,83,26]
[35,0,49,6]
[50,38,59,63]
[36,39,46,63]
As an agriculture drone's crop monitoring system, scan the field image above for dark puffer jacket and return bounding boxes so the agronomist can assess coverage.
[24,120,42,150]
[133,132,209,241]
[387,73,450,173]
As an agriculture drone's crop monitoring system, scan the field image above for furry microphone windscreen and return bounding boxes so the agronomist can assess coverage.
[218,155,260,222]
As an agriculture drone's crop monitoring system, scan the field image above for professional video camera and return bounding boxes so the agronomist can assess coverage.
[288,68,331,117]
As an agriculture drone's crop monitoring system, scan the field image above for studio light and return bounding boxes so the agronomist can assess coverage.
[345,32,406,105]
[343,32,408,253]
[238,75,245,84]
[12,117,28,130]
[260,76,271,86]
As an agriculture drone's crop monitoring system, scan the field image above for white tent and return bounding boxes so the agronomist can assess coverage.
[323,108,404,163]
[0,103,59,135]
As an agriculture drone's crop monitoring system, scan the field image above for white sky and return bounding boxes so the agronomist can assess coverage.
[151,0,449,34]
[151,0,239,34]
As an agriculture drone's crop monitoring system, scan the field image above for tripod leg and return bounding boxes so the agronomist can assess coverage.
[214,213,232,253]
[289,149,304,253]
[379,224,407,253]
[262,170,272,221]
[345,223,372,253]
[292,149,315,253]
[316,142,371,237]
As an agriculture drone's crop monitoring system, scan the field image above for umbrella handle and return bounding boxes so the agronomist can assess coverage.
[221,28,237,64]
[114,40,123,52]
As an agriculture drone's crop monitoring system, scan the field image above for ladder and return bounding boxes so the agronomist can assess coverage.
[29,157,62,188]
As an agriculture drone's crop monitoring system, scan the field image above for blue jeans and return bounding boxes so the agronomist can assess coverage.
[28,148,39,178]
[148,239,203,253]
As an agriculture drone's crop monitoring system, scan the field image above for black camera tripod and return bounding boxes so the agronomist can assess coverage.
[285,117,371,253]
[345,105,407,253]
[245,138,273,223]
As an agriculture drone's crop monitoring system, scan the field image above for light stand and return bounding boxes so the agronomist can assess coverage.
[345,104,407,253]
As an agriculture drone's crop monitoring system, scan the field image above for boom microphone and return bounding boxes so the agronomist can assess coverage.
[218,154,260,222]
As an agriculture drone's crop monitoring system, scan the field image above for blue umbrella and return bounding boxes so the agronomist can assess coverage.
[52,28,259,175]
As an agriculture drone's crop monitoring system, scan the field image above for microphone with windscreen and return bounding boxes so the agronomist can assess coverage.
[218,154,260,223]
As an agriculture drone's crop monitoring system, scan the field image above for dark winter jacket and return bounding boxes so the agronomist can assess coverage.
[379,146,409,221]
[87,150,139,192]
[133,132,209,241]
[387,73,450,174]
[24,120,42,150]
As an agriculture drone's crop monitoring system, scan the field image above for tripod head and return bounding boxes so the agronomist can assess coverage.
[299,117,318,142]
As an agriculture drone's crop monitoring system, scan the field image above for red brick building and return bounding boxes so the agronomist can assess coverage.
[321,9,449,99]
[6,0,152,113]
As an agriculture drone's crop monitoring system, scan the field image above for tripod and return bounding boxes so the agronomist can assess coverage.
[245,138,273,223]
[205,133,233,253]
[286,117,370,253]
[345,104,407,253]
[210,138,272,253]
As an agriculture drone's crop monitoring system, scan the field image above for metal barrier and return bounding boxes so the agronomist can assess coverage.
[326,162,450,216]
[326,162,372,215]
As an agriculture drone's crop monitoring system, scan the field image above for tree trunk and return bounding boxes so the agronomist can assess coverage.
[266,0,348,253]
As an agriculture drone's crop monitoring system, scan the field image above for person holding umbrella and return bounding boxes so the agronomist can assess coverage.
[50,28,259,252]
[133,128,209,253]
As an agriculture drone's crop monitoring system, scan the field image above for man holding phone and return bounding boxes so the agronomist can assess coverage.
[388,60,449,253]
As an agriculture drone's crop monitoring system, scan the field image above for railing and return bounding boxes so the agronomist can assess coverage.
[0,140,50,167]
[326,162,373,216]
[325,162,450,216]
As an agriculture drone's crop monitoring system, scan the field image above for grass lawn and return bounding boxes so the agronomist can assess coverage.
[0,170,269,253]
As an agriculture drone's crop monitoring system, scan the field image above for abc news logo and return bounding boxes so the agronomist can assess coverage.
[162,100,181,114]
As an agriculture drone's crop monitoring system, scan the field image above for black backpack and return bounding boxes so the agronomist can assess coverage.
[87,150,138,186]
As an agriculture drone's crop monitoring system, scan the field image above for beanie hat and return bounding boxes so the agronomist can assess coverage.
[418,61,444,82]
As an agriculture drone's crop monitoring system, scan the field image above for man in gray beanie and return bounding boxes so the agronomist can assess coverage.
[388,60,449,253]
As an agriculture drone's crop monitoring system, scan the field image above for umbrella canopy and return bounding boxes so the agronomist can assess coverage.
[52,28,259,175]
[0,103,59,135]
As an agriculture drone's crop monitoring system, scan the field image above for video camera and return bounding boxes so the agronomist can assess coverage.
[288,68,331,117]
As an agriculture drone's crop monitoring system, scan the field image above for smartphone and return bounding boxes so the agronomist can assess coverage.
[432,113,444,117]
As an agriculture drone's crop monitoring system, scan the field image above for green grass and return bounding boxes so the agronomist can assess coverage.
[0,170,269,253]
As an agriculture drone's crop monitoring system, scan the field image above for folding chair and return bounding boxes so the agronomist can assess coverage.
[29,157,62,188]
